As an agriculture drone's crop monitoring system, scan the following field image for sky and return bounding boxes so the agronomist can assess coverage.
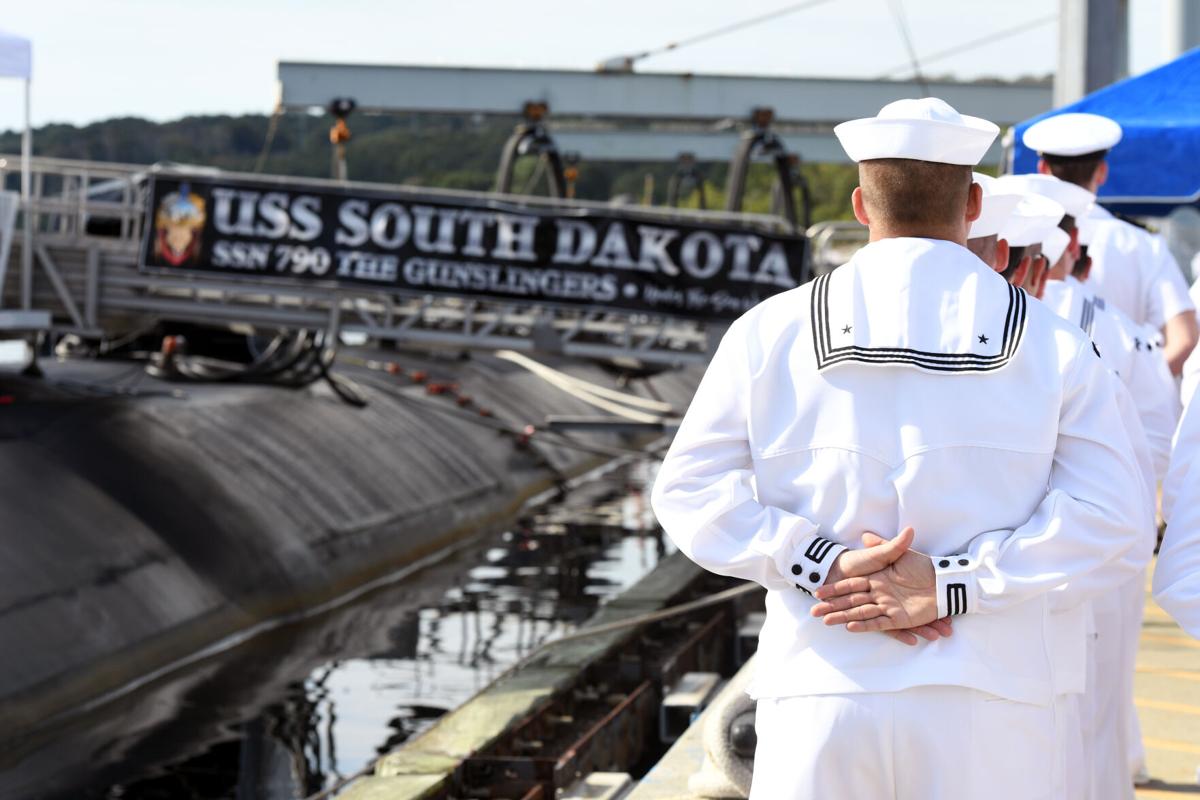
[0,0,1184,133]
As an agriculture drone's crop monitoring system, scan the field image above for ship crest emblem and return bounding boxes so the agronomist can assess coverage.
[153,183,206,267]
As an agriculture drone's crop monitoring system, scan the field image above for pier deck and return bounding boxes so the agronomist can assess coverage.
[341,558,1200,799]
[1133,566,1200,797]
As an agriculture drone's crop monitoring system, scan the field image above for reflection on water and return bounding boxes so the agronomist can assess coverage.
[56,460,669,800]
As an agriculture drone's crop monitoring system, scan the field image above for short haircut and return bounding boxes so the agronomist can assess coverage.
[1042,150,1107,188]
[1003,245,1027,282]
[859,158,972,229]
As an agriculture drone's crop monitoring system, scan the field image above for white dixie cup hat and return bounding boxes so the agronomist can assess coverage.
[996,172,1094,221]
[999,193,1066,248]
[835,97,1000,166]
[1022,112,1123,157]
[970,172,1025,240]
[1042,227,1071,265]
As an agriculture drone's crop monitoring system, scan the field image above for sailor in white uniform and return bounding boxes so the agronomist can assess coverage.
[652,98,1147,800]
[1071,212,1179,788]
[1156,385,1200,638]
[1024,113,1198,375]
[1010,173,1178,478]
[1142,261,1200,788]
[1180,263,1200,408]
[995,189,1067,300]
[964,172,1022,275]
[973,184,1158,799]
[1155,383,1200,780]
[969,187,1096,799]
[1000,174,1163,800]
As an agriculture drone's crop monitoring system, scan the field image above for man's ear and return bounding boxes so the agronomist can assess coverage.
[1019,255,1036,290]
[1010,255,1031,288]
[1037,158,1051,175]
[852,186,870,226]
[966,181,983,223]
[1094,160,1109,190]
[1031,258,1048,299]
[994,238,1010,273]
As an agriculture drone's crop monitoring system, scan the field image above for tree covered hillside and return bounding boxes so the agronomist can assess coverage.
[0,112,860,222]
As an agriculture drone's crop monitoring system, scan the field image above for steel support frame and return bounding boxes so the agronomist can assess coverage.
[97,272,711,366]
[278,61,1052,126]
[4,155,720,365]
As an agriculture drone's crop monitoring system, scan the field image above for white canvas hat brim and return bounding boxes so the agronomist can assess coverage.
[1023,113,1123,157]
[1042,227,1070,264]
[968,172,1025,239]
[996,173,1095,220]
[1077,216,1100,246]
[1001,194,1066,247]
[835,114,1000,166]
[969,192,1023,239]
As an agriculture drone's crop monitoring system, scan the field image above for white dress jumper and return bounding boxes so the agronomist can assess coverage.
[652,237,1148,800]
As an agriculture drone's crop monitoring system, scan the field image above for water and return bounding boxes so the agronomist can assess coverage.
[8,460,670,800]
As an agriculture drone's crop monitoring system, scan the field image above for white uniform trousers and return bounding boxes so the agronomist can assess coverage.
[1119,574,1148,779]
[1056,692,1087,800]
[1129,706,1147,781]
[751,686,1055,800]
[1085,589,1136,800]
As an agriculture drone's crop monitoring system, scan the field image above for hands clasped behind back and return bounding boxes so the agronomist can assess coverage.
[811,527,949,647]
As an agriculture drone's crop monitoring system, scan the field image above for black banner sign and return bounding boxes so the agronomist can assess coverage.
[139,173,807,321]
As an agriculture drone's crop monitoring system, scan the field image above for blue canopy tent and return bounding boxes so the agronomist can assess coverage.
[1011,47,1200,217]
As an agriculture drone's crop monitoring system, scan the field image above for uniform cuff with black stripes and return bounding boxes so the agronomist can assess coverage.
[787,534,848,596]
[933,553,979,617]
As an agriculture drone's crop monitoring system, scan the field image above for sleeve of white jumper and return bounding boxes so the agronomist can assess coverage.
[651,319,837,594]
[1183,278,1200,410]
[1127,334,1182,482]
[1146,235,1196,328]
[1163,394,1200,524]
[931,343,1146,618]
[1154,397,1200,638]
[1044,379,1157,612]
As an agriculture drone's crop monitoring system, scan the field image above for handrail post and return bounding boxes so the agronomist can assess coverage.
[19,81,32,310]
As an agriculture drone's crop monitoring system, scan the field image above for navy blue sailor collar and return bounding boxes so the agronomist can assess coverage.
[812,237,1028,374]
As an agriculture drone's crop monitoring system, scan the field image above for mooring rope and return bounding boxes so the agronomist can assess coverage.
[492,350,672,424]
[494,349,677,413]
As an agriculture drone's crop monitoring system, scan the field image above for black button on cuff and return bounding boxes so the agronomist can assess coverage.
[933,552,976,618]
[788,534,848,599]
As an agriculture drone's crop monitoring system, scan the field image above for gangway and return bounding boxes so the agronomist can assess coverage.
[0,156,807,367]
